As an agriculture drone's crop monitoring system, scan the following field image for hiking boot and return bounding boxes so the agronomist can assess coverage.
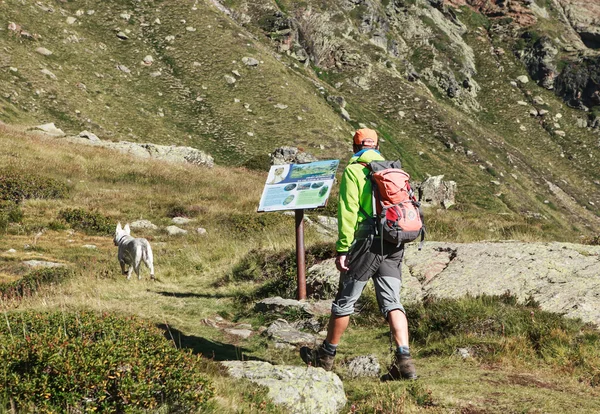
[300,344,335,371]
[381,352,417,381]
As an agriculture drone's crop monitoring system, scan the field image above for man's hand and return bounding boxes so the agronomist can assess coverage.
[335,254,350,272]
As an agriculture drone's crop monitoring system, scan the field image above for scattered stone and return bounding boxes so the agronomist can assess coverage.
[232,69,241,77]
[555,130,566,137]
[120,13,131,20]
[457,348,472,359]
[516,75,529,84]
[79,130,100,142]
[23,260,65,268]
[555,113,562,119]
[5,249,16,254]
[34,122,65,136]
[186,26,196,32]
[533,96,545,105]
[344,355,380,378]
[517,101,528,106]
[520,125,527,131]
[197,227,207,235]
[142,55,154,66]
[165,35,175,42]
[82,245,97,249]
[538,109,549,116]
[266,319,315,345]
[9,67,17,72]
[116,64,131,73]
[255,297,310,314]
[340,107,351,121]
[225,328,252,339]
[270,146,318,165]
[35,47,52,56]
[172,217,192,225]
[510,81,518,87]
[116,31,129,40]
[129,220,158,230]
[576,118,588,128]
[66,16,77,25]
[274,103,288,110]
[166,225,187,236]
[41,69,57,80]
[529,109,539,116]
[242,56,259,66]
[221,361,346,414]
[224,74,236,84]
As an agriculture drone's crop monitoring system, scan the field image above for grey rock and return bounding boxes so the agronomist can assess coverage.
[266,319,315,345]
[457,348,472,359]
[225,328,252,339]
[274,103,288,109]
[403,241,600,326]
[41,69,57,80]
[166,225,187,236]
[82,245,97,249]
[66,16,77,25]
[79,130,100,142]
[129,220,158,230]
[196,227,208,235]
[224,74,236,84]
[306,258,339,299]
[270,146,318,165]
[172,217,192,225]
[5,249,16,254]
[23,260,65,268]
[517,75,529,84]
[340,107,351,121]
[116,64,131,73]
[255,297,310,314]
[519,37,558,89]
[116,31,129,40]
[242,56,259,66]
[34,123,65,136]
[344,355,380,378]
[417,175,457,209]
[221,361,346,414]
[35,47,52,56]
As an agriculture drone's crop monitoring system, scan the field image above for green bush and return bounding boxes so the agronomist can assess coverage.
[230,243,336,300]
[0,311,214,413]
[58,208,113,235]
[0,201,23,232]
[0,170,70,202]
[0,267,72,300]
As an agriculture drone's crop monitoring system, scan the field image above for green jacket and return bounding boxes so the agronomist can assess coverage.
[336,149,385,253]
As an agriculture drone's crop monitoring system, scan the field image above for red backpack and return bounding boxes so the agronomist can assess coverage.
[359,160,425,249]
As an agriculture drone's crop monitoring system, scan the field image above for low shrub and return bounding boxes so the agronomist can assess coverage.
[0,267,72,300]
[58,208,113,235]
[230,243,336,300]
[0,310,214,413]
[0,201,23,232]
[219,212,293,235]
[0,170,70,202]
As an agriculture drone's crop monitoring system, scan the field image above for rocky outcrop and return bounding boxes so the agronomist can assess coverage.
[307,241,600,327]
[403,241,600,326]
[221,361,347,414]
[417,175,457,208]
[517,36,559,89]
[270,146,318,165]
[63,134,214,168]
[554,56,600,109]
[557,0,600,49]
[444,0,537,26]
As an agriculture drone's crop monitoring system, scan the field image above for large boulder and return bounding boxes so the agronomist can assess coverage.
[403,241,600,326]
[266,319,316,345]
[417,175,457,208]
[221,361,347,414]
[306,258,339,299]
[270,146,318,165]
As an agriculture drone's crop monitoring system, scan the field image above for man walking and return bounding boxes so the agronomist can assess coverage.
[301,128,417,380]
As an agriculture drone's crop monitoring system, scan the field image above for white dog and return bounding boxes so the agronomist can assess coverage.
[113,222,155,280]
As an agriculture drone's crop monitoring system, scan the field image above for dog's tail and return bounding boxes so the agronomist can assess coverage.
[143,241,155,279]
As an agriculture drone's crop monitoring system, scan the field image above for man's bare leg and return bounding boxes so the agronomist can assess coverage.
[387,309,409,347]
[325,314,350,345]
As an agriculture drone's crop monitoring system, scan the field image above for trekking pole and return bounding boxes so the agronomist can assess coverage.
[295,209,307,300]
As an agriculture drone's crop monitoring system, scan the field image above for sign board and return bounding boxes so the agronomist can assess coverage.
[257,160,339,212]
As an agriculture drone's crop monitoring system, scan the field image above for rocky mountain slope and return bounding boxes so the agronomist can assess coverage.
[1,0,599,241]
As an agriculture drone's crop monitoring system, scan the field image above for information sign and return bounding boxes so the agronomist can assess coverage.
[257,160,339,212]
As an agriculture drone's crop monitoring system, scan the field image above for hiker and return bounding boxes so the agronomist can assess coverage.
[301,128,417,380]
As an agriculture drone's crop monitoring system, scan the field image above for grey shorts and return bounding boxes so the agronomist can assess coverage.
[332,234,405,319]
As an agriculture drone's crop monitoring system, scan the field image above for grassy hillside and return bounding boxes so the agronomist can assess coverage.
[2,124,600,412]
